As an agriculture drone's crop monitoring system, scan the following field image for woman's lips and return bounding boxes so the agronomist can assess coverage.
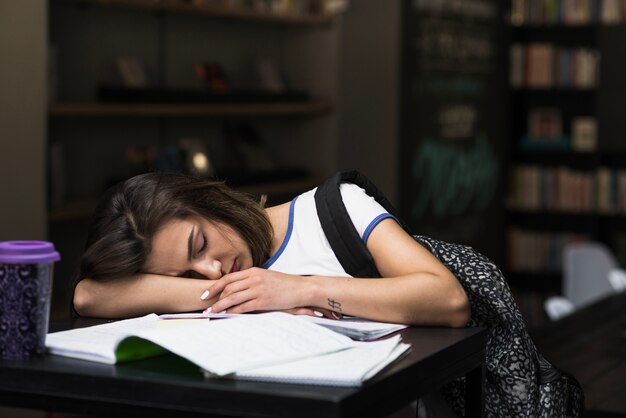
[229,259,239,274]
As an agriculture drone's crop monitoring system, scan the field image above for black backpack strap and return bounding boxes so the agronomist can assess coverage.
[314,170,412,278]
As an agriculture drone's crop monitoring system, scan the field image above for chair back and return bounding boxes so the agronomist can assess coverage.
[563,241,618,307]
[608,268,626,292]
[544,296,575,321]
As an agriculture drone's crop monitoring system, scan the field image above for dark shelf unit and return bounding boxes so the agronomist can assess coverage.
[505,17,606,327]
[506,8,626,327]
[507,22,600,225]
[46,0,337,321]
[510,24,598,44]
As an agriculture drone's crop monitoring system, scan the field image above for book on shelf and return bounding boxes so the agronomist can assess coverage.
[46,312,410,387]
[571,116,597,152]
[509,0,619,25]
[528,107,562,140]
[510,43,525,87]
[595,167,626,214]
[526,43,555,88]
[116,56,149,88]
[507,226,588,273]
[508,164,603,213]
[510,43,599,89]
[600,0,624,24]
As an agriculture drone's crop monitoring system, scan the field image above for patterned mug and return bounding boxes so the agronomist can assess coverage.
[0,241,60,360]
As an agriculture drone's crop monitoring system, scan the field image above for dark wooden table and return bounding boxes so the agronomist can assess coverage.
[0,320,487,418]
[532,291,626,417]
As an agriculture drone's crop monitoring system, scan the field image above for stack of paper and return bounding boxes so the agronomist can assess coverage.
[233,335,409,386]
[47,312,410,386]
[159,312,408,341]
[301,316,408,341]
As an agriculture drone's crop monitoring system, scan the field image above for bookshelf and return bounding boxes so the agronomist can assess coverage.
[48,175,323,222]
[47,0,340,319]
[48,0,338,217]
[49,100,332,117]
[505,0,626,327]
[70,0,335,25]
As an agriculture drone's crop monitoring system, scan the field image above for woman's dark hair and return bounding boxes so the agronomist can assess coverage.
[77,172,273,281]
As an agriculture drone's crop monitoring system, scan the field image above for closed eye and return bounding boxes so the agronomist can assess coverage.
[198,233,208,255]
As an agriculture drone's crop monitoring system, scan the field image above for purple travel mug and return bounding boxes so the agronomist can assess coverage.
[0,241,60,360]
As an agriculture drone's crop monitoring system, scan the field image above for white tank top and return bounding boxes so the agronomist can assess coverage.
[262,184,395,277]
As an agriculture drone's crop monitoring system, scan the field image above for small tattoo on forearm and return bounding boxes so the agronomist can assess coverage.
[327,298,342,311]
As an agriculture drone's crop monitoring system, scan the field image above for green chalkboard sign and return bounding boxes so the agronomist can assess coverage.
[399,0,507,263]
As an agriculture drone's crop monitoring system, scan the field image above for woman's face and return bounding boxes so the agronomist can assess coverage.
[144,216,253,279]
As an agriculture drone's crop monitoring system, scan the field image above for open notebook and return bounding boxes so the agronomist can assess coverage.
[159,312,408,341]
[46,312,410,386]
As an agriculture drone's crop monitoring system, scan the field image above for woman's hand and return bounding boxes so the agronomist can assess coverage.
[204,267,316,315]
[281,307,340,319]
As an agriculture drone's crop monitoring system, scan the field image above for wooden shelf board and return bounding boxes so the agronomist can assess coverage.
[72,0,334,25]
[506,208,626,219]
[49,100,332,117]
[49,176,322,222]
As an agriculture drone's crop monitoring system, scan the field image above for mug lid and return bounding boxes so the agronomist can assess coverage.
[0,241,61,264]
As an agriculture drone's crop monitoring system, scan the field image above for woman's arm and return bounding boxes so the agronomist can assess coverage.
[73,275,220,318]
[207,219,470,327]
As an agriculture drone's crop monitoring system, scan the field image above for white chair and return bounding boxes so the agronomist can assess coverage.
[543,296,575,321]
[608,268,626,292]
[562,241,619,308]
[544,241,623,321]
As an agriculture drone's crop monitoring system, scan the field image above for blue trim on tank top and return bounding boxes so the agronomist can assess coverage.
[362,213,397,244]
[262,196,297,269]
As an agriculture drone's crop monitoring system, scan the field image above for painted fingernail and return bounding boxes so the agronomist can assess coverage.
[203,307,212,314]
[331,312,342,320]
[200,290,210,300]
[313,311,324,317]
[219,310,227,314]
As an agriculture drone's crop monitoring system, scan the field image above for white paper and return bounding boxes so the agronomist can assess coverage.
[47,312,410,384]
[47,312,357,376]
[159,312,408,341]
[233,335,411,386]
[46,314,161,364]
[134,312,357,376]
[300,316,408,341]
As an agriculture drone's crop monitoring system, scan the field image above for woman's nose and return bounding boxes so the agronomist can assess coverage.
[196,259,223,280]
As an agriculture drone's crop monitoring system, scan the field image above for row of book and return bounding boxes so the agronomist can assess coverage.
[507,226,588,272]
[196,0,347,15]
[523,110,597,152]
[510,0,626,25]
[508,165,626,214]
[510,43,599,88]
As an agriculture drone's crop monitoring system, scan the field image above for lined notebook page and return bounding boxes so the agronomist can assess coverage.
[46,314,161,364]
[233,335,410,386]
[48,312,358,376]
[134,312,357,376]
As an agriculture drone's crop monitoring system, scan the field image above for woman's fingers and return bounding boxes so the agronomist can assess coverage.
[218,278,252,300]
[282,307,321,317]
[202,268,315,315]
[311,308,342,319]
[202,268,253,300]
[209,287,259,313]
